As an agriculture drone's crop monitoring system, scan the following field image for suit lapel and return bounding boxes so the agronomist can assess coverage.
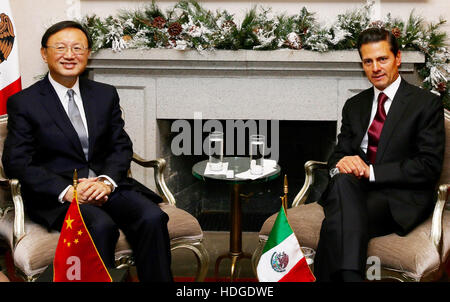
[359,89,374,135]
[39,76,86,159]
[375,79,410,163]
[355,88,374,160]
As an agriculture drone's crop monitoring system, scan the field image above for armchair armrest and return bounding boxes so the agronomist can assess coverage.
[430,184,449,249]
[0,164,26,249]
[9,179,26,249]
[131,153,176,206]
[292,160,327,207]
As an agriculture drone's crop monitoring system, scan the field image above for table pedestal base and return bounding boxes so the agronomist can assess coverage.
[214,183,253,281]
[214,252,252,282]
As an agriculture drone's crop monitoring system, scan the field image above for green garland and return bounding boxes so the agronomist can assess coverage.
[80,0,450,110]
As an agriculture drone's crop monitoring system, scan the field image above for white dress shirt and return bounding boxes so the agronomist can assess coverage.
[48,74,117,202]
[48,74,89,136]
[361,75,402,181]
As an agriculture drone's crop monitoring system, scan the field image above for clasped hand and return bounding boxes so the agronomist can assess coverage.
[63,177,112,206]
[336,155,370,179]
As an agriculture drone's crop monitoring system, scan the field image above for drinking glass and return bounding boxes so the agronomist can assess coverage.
[301,247,316,272]
[208,131,224,171]
[250,134,265,175]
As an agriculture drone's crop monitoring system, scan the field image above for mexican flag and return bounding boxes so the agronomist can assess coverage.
[257,206,315,282]
[0,1,22,114]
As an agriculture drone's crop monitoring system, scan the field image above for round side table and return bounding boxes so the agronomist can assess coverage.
[192,157,281,281]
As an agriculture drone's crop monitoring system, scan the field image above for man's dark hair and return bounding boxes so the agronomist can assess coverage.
[41,20,92,49]
[357,27,399,58]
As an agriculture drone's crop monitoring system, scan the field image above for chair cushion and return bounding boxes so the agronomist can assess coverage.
[367,212,447,281]
[0,202,203,278]
[259,202,450,280]
[0,211,60,277]
[440,208,450,264]
[159,203,203,241]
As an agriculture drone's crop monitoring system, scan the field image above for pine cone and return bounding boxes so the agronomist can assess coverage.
[168,22,183,37]
[437,81,447,93]
[152,16,167,29]
[391,27,402,38]
[222,20,236,29]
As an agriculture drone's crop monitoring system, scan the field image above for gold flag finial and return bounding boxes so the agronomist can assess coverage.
[284,174,288,195]
[73,169,78,201]
[280,174,288,214]
[73,169,78,189]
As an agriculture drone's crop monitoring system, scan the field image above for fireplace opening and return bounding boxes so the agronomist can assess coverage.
[158,119,337,232]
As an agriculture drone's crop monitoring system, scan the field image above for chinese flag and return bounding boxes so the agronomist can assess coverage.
[53,194,112,282]
[0,1,22,114]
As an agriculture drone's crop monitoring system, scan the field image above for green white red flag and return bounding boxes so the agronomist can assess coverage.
[257,206,315,282]
[53,193,112,282]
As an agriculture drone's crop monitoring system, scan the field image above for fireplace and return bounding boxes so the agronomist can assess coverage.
[87,48,424,231]
[157,118,336,231]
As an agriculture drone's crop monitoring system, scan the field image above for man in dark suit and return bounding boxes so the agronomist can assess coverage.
[314,28,445,282]
[2,21,173,282]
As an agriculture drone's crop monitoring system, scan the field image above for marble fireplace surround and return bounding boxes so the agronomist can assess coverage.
[87,49,424,192]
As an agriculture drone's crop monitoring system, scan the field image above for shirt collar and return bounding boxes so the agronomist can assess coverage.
[373,75,402,101]
[47,73,81,101]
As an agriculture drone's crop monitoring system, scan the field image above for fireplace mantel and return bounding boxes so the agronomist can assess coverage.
[88,49,424,121]
[89,48,423,70]
[87,49,425,189]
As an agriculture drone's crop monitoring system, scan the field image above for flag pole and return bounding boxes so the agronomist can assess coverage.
[73,169,78,201]
[280,174,288,214]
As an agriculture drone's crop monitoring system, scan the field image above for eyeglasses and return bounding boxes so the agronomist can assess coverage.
[46,45,89,55]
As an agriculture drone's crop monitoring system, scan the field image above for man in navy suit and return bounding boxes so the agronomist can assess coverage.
[2,21,173,282]
[314,28,445,281]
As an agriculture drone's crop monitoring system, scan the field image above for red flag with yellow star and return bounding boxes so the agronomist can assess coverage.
[53,192,112,282]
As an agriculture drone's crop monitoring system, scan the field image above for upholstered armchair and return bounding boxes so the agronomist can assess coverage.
[0,114,209,282]
[252,110,450,281]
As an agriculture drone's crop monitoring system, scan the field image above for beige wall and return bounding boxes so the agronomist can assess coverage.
[9,0,450,88]
[10,0,68,88]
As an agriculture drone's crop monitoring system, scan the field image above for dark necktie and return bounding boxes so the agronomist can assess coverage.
[367,92,388,164]
[67,89,89,160]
